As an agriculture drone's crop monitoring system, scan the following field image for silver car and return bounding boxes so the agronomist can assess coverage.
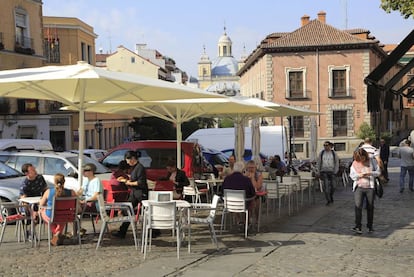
[0,161,26,203]
[0,151,111,191]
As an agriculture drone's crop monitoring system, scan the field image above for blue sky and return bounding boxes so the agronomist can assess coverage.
[42,0,413,77]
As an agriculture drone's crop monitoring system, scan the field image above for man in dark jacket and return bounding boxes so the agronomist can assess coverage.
[160,160,190,199]
[379,138,390,181]
[222,161,256,200]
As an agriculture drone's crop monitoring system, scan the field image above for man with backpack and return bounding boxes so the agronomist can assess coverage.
[317,141,339,206]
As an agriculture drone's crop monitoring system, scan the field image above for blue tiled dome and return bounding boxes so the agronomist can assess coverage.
[211,56,239,76]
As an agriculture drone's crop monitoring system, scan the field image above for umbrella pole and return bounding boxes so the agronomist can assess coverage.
[77,109,85,190]
[176,107,182,169]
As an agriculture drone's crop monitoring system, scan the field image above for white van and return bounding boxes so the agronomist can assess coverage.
[0,139,53,151]
[186,126,287,159]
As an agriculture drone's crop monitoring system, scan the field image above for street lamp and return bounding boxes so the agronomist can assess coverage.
[94,120,103,149]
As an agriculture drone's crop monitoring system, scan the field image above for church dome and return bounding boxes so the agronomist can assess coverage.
[218,33,232,44]
[211,56,239,76]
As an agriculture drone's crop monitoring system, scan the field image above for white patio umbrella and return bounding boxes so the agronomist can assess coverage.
[62,97,275,167]
[251,118,264,170]
[0,61,228,188]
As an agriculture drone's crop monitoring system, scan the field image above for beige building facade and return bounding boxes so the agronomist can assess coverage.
[239,12,402,159]
[106,45,160,79]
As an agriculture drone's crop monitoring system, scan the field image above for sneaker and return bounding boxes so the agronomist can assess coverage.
[368,228,374,233]
[351,227,362,234]
[400,189,404,193]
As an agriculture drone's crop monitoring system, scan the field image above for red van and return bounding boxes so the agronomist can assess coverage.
[100,140,210,192]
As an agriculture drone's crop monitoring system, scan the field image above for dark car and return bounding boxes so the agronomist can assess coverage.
[221,148,267,165]
[202,147,229,167]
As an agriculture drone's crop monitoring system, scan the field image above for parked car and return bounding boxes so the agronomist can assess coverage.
[100,140,214,189]
[0,139,53,151]
[201,147,229,176]
[0,151,111,191]
[0,161,26,204]
[69,149,108,161]
[221,148,268,165]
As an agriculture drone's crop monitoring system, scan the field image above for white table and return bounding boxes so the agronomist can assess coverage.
[141,200,192,253]
[19,196,41,247]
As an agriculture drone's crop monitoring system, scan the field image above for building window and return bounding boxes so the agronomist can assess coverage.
[131,57,136,63]
[87,45,92,64]
[328,65,351,97]
[81,42,86,61]
[285,67,307,98]
[292,116,304,137]
[15,9,29,47]
[17,99,39,114]
[333,110,347,136]
[44,34,60,63]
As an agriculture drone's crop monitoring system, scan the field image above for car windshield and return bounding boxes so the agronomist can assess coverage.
[101,148,185,169]
[66,155,111,174]
[0,161,24,179]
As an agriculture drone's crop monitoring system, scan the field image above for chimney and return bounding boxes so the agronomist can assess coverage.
[317,11,326,23]
[301,15,310,26]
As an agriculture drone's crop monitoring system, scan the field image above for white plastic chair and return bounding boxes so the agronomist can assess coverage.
[143,201,181,259]
[264,181,285,217]
[220,189,249,238]
[190,194,220,249]
[96,194,138,250]
[184,179,207,204]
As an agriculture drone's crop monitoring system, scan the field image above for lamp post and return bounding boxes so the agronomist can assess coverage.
[94,120,103,149]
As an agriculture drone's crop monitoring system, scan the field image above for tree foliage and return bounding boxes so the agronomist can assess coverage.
[381,0,414,19]
[356,122,376,141]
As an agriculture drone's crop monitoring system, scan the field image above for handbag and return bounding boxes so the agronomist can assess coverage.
[374,177,384,198]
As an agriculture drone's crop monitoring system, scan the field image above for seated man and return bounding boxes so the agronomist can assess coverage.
[222,161,256,218]
[266,155,287,180]
[158,159,189,200]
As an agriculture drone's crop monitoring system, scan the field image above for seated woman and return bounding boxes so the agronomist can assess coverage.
[159,160,190,199]
[39,173,77,246]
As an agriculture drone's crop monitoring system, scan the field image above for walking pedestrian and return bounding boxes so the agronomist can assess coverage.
[316,141,339,205]
[349,148,380,234]
[379,138,390,182]
[398,139,414,193]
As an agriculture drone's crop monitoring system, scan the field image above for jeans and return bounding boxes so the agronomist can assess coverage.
[399,166,414,190]
[354,187,374,229]
[320,171,335,202]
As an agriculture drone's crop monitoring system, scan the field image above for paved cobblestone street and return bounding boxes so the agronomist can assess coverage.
[1,158,413,276]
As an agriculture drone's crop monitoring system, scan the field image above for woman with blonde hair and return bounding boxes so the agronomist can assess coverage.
[39,173,77,246]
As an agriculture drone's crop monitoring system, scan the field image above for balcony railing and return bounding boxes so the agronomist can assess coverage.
[285,89,312,100]
[15,35,34,55]
[328,87,354,98]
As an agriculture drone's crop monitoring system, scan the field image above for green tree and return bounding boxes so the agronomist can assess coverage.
[381,0,414,19]
[219,117,234,128]
[356,122,376,141]
[182,117,216,139]
[129,117,175,140]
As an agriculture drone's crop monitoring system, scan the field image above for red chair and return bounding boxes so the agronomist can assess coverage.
[39,196,81,252]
